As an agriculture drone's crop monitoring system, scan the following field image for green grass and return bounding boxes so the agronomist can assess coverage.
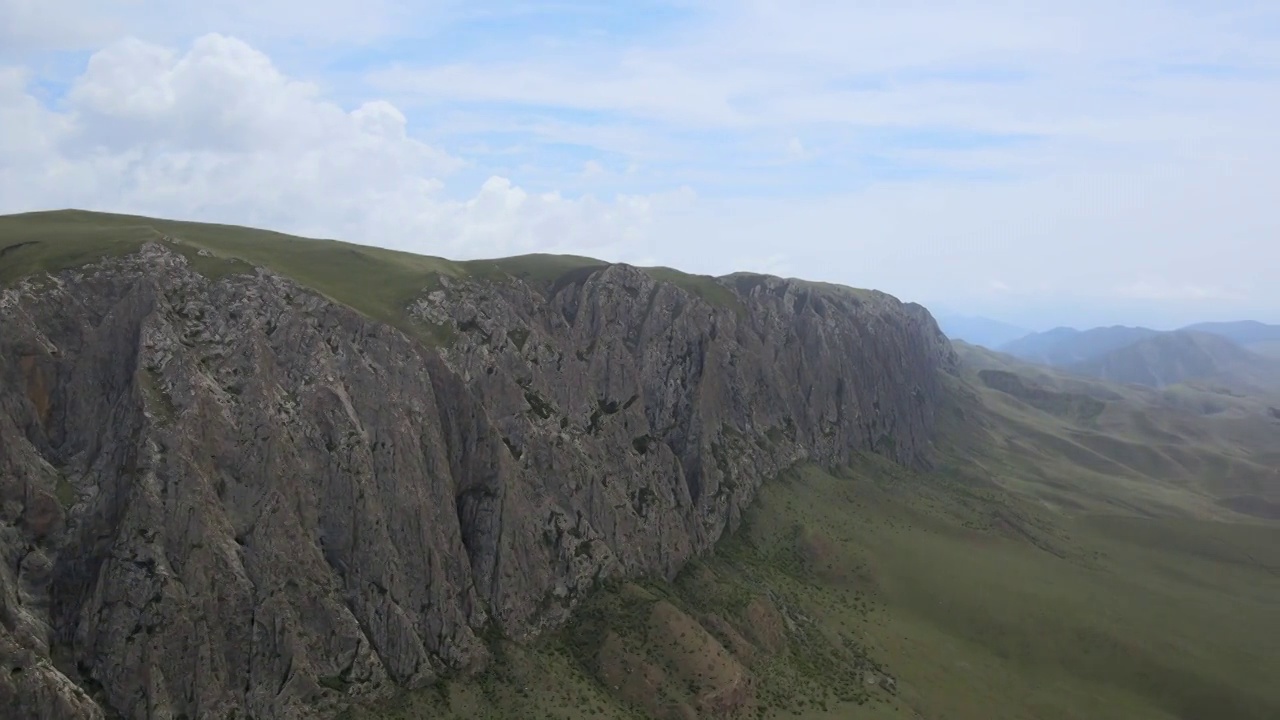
[54,474,76,510]
[346,452,1280,720]
[0,210,469,331]
[949,342,1280,520]
[1,210,775,338]
[353,337,1280,720]
[641,266,745,314]
[780,463,1279,720]
[464,253,609,290]
[344,351,1280,719]
[0,212,162,285]
[343,639,645,720]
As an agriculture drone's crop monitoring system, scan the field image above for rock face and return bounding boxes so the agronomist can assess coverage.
[0,243,954,718]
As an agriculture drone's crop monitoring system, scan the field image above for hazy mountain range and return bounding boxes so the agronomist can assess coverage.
[956,319,1280,393]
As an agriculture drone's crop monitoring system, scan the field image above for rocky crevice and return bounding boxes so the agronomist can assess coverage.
[0,243,953,718]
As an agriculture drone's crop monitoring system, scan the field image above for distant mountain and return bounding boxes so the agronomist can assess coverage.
[999,325,1161,365]
[1181,321,1280,357]
[996,321,1280,393]
[1245,341,1280,359]
[935,314,1032,348]
[1067,331,1280,391]
[1181,320,1280,344]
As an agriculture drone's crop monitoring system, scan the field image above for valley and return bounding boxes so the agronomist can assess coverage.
[350,367,1280,719]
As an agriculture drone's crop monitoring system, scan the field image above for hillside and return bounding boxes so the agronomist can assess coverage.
[999,325,1162,365]
[953,341,1280,517]
[1068,331,1280,392]
[1184,320,1280,358]
[1000,321,1280,393]
[1183,320,1280,345]
[355,347,1280,720]
[1,211,1277,720]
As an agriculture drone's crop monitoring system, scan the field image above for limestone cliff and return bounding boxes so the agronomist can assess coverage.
[0,240,953,718]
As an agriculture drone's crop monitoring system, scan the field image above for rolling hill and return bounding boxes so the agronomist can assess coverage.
[1183,320,1280,345]
[1068,331,1280,392]
[999,325,1162,365]
[1184,320,1280,358]
[999,322,1280,394]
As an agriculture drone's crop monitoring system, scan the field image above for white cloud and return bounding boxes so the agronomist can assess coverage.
[0,66,69,161]
[643,146,1278,319]
[0,0,116,53]
[0,34,676,261]
[1113,281,1247,303]
[0,0,433,55]
[370,1,1280,140]
[785,137,808,162]
[4,3,1280,326]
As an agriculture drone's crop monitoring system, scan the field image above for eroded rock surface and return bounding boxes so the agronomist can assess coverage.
[0,243,952,718]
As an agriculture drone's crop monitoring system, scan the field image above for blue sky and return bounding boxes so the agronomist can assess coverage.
[2,0,1279,329]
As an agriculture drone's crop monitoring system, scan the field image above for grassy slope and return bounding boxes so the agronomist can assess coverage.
[349,368,1280,719]
[1246,339,1280,358]
[347,456,1280,720]
[347,350,1280,719]
[954,342,1280,516]
[1,210,471,330]
[0,210,746,332]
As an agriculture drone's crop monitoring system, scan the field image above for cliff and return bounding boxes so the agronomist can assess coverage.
[0,224,954,718]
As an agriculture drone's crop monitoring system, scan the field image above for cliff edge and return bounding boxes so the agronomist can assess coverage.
[0,215,954,718]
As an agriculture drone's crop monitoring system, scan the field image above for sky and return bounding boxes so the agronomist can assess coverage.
[2,0,1278,330]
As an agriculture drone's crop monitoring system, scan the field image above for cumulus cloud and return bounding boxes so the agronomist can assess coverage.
[1113,281,1247,303]
[4,3,1280,327]
[785,137,808,162]
[0,0,422,55]
[0,33,681,260]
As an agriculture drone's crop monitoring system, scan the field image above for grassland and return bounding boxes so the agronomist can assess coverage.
[0,209,471,330]
[346,453,1279,720]
[345,349,1280,719]
[0,210,747,335]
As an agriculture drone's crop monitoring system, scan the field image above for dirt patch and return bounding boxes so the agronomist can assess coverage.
[647,600,754,717]
[22,489,65,539]
[19,354,54,427]
[797,527,860,584]
[595,631,682,718]
[741,596,787,654]
[700,613,757,665]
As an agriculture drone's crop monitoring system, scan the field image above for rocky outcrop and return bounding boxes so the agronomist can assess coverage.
[0,242,953,718]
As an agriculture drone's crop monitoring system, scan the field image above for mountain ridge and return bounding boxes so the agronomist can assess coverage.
[997,322,1280,391]
[1066,330,1280,392]
[0,210,954,719]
